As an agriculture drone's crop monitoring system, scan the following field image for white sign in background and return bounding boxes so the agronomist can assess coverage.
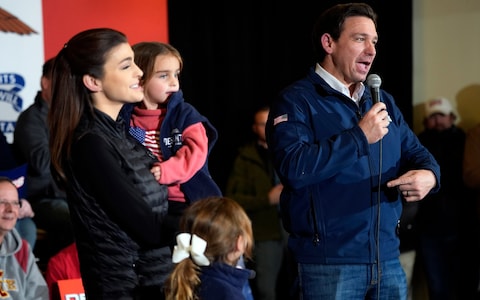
[0,0,43,143]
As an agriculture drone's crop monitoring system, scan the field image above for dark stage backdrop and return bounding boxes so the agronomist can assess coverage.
[168,1,413,192]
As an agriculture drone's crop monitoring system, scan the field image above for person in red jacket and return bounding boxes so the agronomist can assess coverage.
[44,242,81,300]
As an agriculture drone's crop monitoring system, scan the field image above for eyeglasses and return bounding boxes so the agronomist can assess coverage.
[0,200,22,208]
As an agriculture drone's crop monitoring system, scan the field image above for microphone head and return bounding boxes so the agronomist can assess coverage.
[367,74,382,89]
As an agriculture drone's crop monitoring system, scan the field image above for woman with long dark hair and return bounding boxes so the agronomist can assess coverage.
[48,28,173,299]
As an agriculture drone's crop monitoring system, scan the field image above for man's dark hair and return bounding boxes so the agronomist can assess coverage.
[312,3,377,63]
[42,57,55,78]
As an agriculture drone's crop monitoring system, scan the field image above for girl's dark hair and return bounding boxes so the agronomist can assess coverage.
[42,56,55,78]
[312,3,377,63]
[48,28,128,184]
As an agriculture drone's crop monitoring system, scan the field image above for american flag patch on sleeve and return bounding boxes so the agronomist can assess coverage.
[273,114,288,125]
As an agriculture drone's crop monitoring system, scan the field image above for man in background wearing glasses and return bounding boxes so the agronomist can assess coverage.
[0,176,48,299]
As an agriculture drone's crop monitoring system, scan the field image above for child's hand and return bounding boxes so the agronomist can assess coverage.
[150,165,161,181]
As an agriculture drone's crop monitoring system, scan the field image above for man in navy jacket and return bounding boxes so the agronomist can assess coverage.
[266,3,440,299]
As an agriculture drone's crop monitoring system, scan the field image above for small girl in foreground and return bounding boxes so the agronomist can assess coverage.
[164,196,255,300]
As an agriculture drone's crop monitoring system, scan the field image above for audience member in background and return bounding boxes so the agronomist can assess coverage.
[164,196,254,300]
[44,242,80,300]
[416,97,478,300]
[0,130,37,248]
[14,57,74,257]
[265,3,440,299]
[0,176,48,299]
[463,121,480,298]
[226,105,288,300]
[48,28,173,299]
[120,42,222,247]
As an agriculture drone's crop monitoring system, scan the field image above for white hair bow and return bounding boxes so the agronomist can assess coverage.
[172,233,210,266]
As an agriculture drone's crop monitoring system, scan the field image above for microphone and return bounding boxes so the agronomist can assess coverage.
[367,74,382,104]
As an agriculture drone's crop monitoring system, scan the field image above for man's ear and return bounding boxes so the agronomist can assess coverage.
[82,74,102,92]
[321,33,334,54]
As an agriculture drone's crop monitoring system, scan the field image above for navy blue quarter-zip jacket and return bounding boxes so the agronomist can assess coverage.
[266,67,440,264]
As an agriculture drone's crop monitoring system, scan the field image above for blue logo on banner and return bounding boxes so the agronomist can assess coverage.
[0,121,16,133]
[0,73,24,112]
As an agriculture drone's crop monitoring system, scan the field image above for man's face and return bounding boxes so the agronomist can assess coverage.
[323,16,378,86]
[252,110,268,144]
[0,181,19,236]
[425,113,455,131]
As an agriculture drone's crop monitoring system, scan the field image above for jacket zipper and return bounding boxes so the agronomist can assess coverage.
[310,191,320,246]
